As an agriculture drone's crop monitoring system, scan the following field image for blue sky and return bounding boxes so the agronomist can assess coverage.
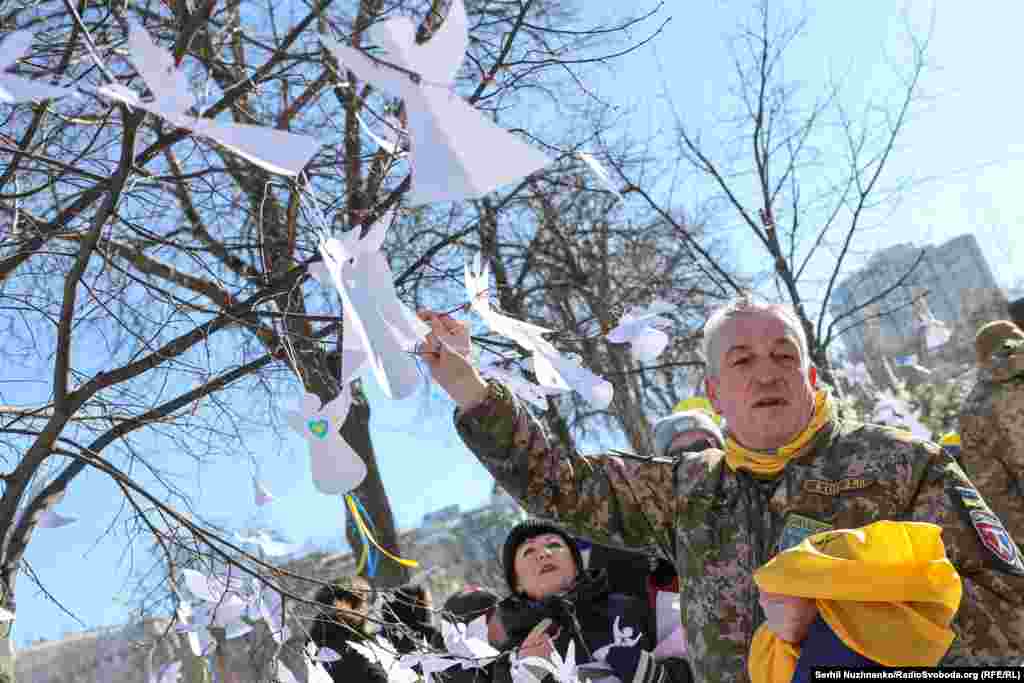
[12,0,1024,648]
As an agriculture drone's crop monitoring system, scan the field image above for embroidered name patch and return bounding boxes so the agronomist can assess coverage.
[777,513,834,554]
[948,483,1024,576]
[802,478,874,496]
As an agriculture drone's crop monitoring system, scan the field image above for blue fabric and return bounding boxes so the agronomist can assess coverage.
[791,616,879,683]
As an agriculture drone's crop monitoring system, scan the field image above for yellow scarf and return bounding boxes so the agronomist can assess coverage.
[749,521,962,683]
[724,389,833,476]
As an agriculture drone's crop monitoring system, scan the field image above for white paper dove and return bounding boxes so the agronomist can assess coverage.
[442,615,500,667]
[313,210,428,399]
[592,616,643,661]
[520,640,581,683]
[480,361,565,410]
[0,31,76,104]
[606,300,674,363]
[356,110,406,157]
[235,529,303,558]
[466,254,613,408]
[181,569,250,630]
[577,152,622,201]
[285,389,367,495]
[97,20,320,175]
[0,607,13,622]
[37,507,76,529]
[279,646,334,683]
[320,0,549,204]
[253,475,275,506]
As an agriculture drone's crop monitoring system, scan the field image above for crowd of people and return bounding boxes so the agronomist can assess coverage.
[305,298,1024,683]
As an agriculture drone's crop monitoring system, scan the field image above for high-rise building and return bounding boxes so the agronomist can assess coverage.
[830,234,1004,362]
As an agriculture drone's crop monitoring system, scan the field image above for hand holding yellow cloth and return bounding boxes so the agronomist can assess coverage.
[749,521,962,683]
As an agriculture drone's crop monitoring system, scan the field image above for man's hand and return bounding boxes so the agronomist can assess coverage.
[416,311,489,409]
[759,591,817,643]
[518,618,560,660]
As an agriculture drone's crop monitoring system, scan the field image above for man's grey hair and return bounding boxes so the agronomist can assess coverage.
[701,298,810,377]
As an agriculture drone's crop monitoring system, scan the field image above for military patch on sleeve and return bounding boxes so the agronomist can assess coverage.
[948,483,1024,576]
[776,513,834,554]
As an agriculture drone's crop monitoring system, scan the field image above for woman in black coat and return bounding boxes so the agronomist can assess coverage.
[309,577,390,683]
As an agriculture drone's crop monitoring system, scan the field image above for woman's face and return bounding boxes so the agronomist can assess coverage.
[513,533,578,600]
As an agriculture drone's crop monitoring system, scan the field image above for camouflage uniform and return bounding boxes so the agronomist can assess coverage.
[960,337,1024,550]
[455,382,1024,683]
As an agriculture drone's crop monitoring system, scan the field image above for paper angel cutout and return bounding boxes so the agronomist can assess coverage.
[348,636,420,683]
[0,31,76,104]
[466,254,613,408]
[398,650,460,683]
[285,389,367,495]
[520,640,581,683]
[577,152,622,201]
[479,361,565,410]
[253,476,275,506]
[97,20,320,176]
[442,615,500,667]
[278,645,334,683]
[180,569,249,629]
[38,507,76,529]
[149,660,182,683]
[235,529,303,557]
[592,616,643,661]
[872,390,931,440]
[253,583,290,644]
[0,607,13,622]
[320,0,550,205]
[312,646,342,662]
[842,362,870,386]
[356,110,406,157]
[313,211,428,399]
[606,300,674,363]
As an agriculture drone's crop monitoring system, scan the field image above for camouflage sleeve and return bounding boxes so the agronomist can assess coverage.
[454,380,677,556]
[906,445,1024,665]
[959,378,1024,547]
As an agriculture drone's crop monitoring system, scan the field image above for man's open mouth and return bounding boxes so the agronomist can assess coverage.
[752,397,787,408]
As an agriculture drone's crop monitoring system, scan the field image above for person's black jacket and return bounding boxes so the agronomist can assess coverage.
[308,614,389,683]
[493,569,664,683]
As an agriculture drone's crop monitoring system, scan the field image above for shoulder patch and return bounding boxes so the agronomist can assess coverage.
[777,513,833,554]
[948,484,1024,576]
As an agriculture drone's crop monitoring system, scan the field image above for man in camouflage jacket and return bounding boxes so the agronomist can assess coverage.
[959,320,1024,549]
[417,301,1024,683]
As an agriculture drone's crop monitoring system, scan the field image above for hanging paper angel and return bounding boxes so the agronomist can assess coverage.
[245,580,290,644]
[592,616,643,661]
[35,490,76,529]
[310,208,429,399]
[519,640,582,683]
[235,529,303,558]
[0,31,77,104]
[356,110,407,157]
[347,635,420,683]
[177,568,253,651]
[276,643,335,683]
[465,253,613,408]
[872,389,931,440]
[606,300,674,363]
[285,387,367,495]
[479,359,566,410]
[576,152,622,201]
[148,660,183,683]
[320,0,550,205]
[97,20,321,176]
[252,474,275,507]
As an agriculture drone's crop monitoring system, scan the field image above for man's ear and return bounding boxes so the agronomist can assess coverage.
[705,377,722,413]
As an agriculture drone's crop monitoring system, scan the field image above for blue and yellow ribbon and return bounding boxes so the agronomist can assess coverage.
[344,493,419,576]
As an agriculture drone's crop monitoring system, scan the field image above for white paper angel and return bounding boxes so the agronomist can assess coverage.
[1,31,77,104]
[180,568,251,633]
[311,209,428,400]
[479,360,566,410]
[466,254,613,409]
[34,489,77,529]
[356,110,406,157]
[0,607,13,622]
[97,20,321,176]
[577,152,622,201]
[285,388,367,495]
[277,644,334,683]
[235,529,303,558]
[248,582,290,644]
[253,475,275,506]
[520,640,581,683]
[592,616,643,661]
[442,615,500,667]
[842,362,871,387]
[320,0,550,205]
[872,390,931,440]
[348,636,420,683]
[606,300,674,363]
[149,660,182,683]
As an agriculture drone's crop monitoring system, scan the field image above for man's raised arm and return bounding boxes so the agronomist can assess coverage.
[417,311,677,556]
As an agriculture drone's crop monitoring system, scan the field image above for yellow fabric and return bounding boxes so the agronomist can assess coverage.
[672,396,723,425]
[725,389,832,476]
[940,432,961,447]
[345,495,420,569]
[748,521,962,683]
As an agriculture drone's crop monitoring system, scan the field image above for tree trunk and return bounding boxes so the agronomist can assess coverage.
[340,380,408,589]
